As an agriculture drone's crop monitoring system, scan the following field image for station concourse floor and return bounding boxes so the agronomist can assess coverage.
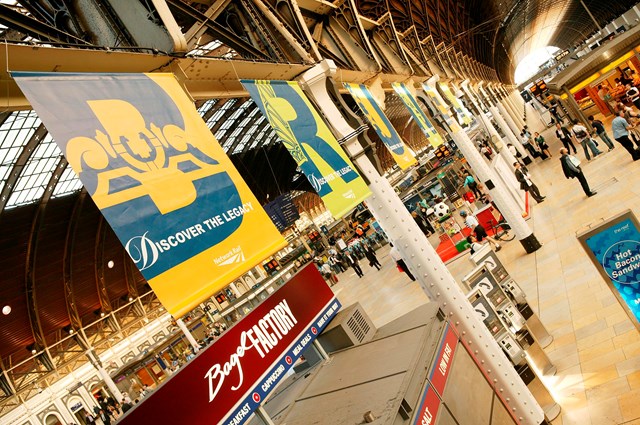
[331,117,640,425]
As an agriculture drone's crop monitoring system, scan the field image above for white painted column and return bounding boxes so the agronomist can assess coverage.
[86,350,124,401]
[423,76,538,250]
[462,82,519,170]
[503,90,526,128]
[490,106,529,158]
[496,98,523,137]
[176,318,201,352]
[53,397,78,424]
[297,61,545,425]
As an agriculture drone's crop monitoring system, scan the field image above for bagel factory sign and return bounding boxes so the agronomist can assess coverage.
[119,265,341,425]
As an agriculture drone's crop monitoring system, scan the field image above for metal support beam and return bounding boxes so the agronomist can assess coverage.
[0,4,90,45]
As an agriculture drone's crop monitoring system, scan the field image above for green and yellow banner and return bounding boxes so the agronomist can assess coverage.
[421,82,463,134]
[392,83,444,148]
[439,82,474,126]
[343,83,417,170]
[14,72,286,318]
[241,80,370,219]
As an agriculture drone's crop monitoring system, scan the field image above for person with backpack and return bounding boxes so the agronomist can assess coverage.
[466,234,485,255]
[612,109,640,161]
[459,210,501,251]
[572,121,601,160]
[555,123,577,154]
[462,171,482,200]
[587,115,615,151]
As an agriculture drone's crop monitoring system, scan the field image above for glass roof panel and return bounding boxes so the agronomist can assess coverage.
[0,111,42,195]
[206,99,238,129]
[52,165,83,198]
[197,99,218,116]
[6,133,62,208]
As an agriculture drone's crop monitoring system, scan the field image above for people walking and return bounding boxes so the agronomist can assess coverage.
[588,115,615,151]
[344,251,363,277]
[520,131,538,157]
[513,162,545,203]
[459,210,501,251]
[389,243,415,281]
[612,109,640,161]
[555,123,577,154]
[364,244,381,270]
[572,121,601,160]
[533,132,552,158]
[559,148,596,197]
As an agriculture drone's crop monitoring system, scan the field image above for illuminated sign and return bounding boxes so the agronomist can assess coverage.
[118,265,341,425]
[578,210,640,330]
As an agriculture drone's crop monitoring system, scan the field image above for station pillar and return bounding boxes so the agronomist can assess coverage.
[296,60,546,425]
[422,75,540,253]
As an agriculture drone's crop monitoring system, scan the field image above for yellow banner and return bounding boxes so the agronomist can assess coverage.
[13,72,286,317]
[439,82,474,125]
[421,83,463,134]
[344,83,417,170]
[391,83,444,148]
[241,80,371,219]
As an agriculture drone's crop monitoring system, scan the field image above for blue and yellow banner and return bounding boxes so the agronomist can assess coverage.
[391,83,444,148]
[421,83,462,134]
[241,80,370,219]
[343,83,417,170]
[439,82,474,126]
[13,72,286,318]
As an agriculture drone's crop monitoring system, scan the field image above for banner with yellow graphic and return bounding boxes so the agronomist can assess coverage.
[421,83,463,134]
[241,80,371,219]
[343,83,417,170]
[13,72,286,318]
[439,82,474,126]
[391,83,444,148]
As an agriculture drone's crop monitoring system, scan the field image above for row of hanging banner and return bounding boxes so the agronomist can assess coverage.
[13,72,470,317]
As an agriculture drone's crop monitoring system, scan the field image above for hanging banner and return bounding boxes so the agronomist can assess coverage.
[241,80,370,219]
[392,83,444,148]
[118,264,341,425]
[439,82,474,126]
[343,83,417,170]
[578,210,640,330]
[13,72,286,318]
[421,83,462,134]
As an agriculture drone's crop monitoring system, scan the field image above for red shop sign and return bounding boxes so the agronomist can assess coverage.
[120,264,341,425]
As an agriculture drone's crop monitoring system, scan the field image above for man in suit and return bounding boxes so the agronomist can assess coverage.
[98,409,112,425]
[559,148,596,197]
[513,162,545,203]
[344,250,363,278]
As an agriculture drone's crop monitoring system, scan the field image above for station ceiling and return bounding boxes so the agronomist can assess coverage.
[0,0,637,411]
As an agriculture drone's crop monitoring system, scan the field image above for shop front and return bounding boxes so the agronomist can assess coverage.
[547,23,640,123]
[571,49,640,117]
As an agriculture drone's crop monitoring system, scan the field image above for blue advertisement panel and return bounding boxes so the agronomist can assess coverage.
[13,72,286,317]
[579,210,640,328]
